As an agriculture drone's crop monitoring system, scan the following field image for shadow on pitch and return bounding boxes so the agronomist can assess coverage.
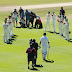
[64,38,72,43]
[47,31,57,34]
[35,65,43,67]
[68,39,72,43]
[56,32,59,34]
[44,60,54,63]
[11,35,18,42]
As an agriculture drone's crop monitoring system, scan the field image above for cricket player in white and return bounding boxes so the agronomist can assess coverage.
[39,33,50,60]
[58,15,63,36]
[3,18,9,43]
[65,19,70,41]
[44,12,51,31]
[63,16,67,37]
[57,16,60,34]
[63,18,66,37]
[52,12,56,33]
[11,13,15,36]
[7,16,13,39]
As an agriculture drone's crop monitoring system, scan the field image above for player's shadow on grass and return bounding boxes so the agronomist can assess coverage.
[16,27,21,28]
[69,39,72,43]
[11,35,18,42]
[44,60,54,63]
[35,65,43,67]
[47,31,57,34]
[30,68,39,71]
[56,32,59,34]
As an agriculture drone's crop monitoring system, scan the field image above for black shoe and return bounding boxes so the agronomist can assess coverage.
[43,59,46,61]
[28,66,29,69]
[61,34,63,36]
[7,42,12,44]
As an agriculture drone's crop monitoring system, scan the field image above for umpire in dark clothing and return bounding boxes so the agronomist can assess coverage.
[26,43,36,69]
[29,11,36,27]
[60,7,65,17]
[32,39,38,66]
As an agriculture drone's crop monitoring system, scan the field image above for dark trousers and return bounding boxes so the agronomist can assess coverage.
[35,21,38,28]
[30,20,33,27]
[34,52,37,65]
[26,19,29,27]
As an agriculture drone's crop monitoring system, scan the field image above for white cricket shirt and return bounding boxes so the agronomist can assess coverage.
[46,14,51,20]
[40,36,49,46]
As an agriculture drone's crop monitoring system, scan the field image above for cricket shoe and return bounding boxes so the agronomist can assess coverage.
[43,59,46,61]
[67,40,70,41]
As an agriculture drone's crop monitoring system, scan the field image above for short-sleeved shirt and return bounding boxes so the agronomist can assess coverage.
[40,36,49,46]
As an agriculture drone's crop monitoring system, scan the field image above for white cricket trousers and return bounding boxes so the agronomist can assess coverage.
[59,23,63,35]
[65,29,69,40]
[10,23,13,36]
[63,24,66,37]
[53,20,56,32]
[3,31,9,42]
[42,45,47,60]
[44,20,51,31]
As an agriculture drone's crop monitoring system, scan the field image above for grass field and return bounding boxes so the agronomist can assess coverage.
[0,6,72,72]
[0,0,72,6]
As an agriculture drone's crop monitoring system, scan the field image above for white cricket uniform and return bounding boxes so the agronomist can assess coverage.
[59,17,63,35]
[7,18,12,39]
[44,14,51,31]
[63,19,66,37]
[57,17,60,33]
[52,13,56,32]
[11,15,15,36]
[65,21,69,40]
[60,14,64,22]
[3,23,9,42]
[40,36,49,59]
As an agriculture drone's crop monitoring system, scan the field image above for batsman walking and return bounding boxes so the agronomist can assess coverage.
[39,33,50,60]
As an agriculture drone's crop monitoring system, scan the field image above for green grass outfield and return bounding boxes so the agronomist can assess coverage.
[0,7,72,72]
[0,0,72,6]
